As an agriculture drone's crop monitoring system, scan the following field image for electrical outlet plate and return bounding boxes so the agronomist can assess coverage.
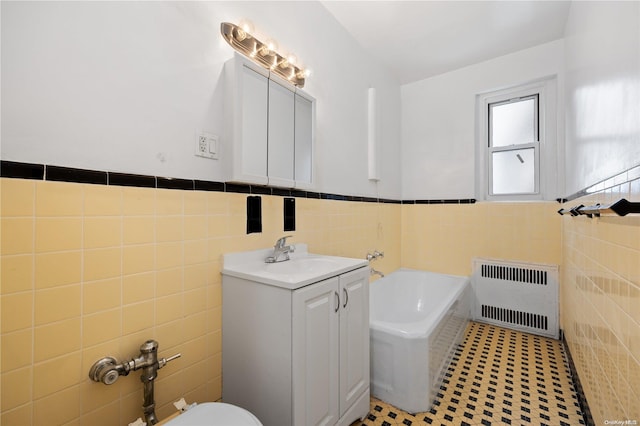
[195,132,218,159]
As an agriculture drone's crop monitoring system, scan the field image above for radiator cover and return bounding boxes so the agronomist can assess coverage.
[471,258,559,339]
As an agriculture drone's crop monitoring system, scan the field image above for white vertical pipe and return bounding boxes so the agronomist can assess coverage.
[368,87,379,181]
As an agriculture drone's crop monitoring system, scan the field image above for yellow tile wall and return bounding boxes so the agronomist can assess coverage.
[561,177,640,424]
[401,202,562,276]
[0,178,400,425]
[6,172,634,425]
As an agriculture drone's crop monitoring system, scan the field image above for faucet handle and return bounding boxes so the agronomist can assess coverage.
[366,250,384,261]
[158,353,181,369]
[275,235,294,248]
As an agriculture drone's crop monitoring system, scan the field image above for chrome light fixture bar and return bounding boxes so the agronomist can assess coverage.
[221,22,308,88]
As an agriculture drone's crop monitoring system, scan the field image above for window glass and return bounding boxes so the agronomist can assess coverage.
[491,148,536,194]
[490,97,537,147]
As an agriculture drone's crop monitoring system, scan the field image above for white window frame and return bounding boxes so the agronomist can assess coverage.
[476,79,558,201]
[488,93,540,196]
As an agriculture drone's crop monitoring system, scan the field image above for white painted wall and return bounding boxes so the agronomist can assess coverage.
[401,40,564,200]
[563,1,640,195]
[1,1,402,199]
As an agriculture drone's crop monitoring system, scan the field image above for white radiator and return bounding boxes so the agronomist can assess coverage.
[471,258,559,339]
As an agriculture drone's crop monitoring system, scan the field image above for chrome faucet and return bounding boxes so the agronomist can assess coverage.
[366,250,384,261]
[89,340,181,425]
[370,268,385,278]
[265,235,295,263]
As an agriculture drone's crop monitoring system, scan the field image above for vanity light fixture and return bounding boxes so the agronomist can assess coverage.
[221,22,310,88]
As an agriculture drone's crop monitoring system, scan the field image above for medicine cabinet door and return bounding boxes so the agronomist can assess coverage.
[294,91,314,189]
[267,77,295,187]
[239,63,269,184]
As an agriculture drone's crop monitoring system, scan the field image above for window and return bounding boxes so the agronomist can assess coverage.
[488,94,539,195]
[477,79,558,201]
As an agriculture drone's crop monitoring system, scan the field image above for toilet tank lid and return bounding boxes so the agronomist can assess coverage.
[162,402,262,426]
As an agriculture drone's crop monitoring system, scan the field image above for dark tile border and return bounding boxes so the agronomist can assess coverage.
[156,177,194,190]
[322,193,347,201]
[194,180,224,192]
[1,160,44,180]
[109,172,156,188]
[561,331,594,426]
[405,199,476,205]
[225,183,251,194]
[271,187,291,197]
[306,191,322,199]
[46,165,108,185]
[6,160,637,207]
[0,161,478,205]
[252,186,273,196]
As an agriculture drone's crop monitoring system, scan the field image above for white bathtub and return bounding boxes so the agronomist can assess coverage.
[370,268,471,413]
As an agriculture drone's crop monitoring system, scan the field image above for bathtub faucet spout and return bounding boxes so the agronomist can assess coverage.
[370,268,384,278]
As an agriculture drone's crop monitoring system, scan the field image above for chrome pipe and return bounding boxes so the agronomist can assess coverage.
[88,340,180,425]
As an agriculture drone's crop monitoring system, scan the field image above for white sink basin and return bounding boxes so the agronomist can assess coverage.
[222,244,368,289]
[265,256,343,273]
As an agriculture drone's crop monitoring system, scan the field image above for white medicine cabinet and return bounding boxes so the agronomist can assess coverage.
[224,53,315,188]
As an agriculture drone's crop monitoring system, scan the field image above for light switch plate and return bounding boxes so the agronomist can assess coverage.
[195,132,218,159]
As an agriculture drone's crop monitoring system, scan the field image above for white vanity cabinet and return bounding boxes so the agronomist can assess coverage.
[221,247,369,426]
[225,53,315,188]
[292,267,370,426]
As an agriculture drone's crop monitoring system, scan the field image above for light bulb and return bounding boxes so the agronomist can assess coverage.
[279,58,290,69]
[258,43,270,56]
[239,20,254,34]
[234,28,247,42]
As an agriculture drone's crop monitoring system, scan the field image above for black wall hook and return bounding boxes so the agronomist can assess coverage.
[557,198,640,217]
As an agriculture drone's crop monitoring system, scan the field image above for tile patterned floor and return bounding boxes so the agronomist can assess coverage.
[355,321,586,426]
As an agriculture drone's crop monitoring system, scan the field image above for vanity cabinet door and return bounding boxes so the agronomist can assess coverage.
[267,77,295,187]
[292,277,340,426]
[339,267,370,417]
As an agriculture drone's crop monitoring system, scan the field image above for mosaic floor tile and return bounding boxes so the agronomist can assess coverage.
[354,322,586,426]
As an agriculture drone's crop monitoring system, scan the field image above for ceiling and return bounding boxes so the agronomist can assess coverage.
[321,1,572,84]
